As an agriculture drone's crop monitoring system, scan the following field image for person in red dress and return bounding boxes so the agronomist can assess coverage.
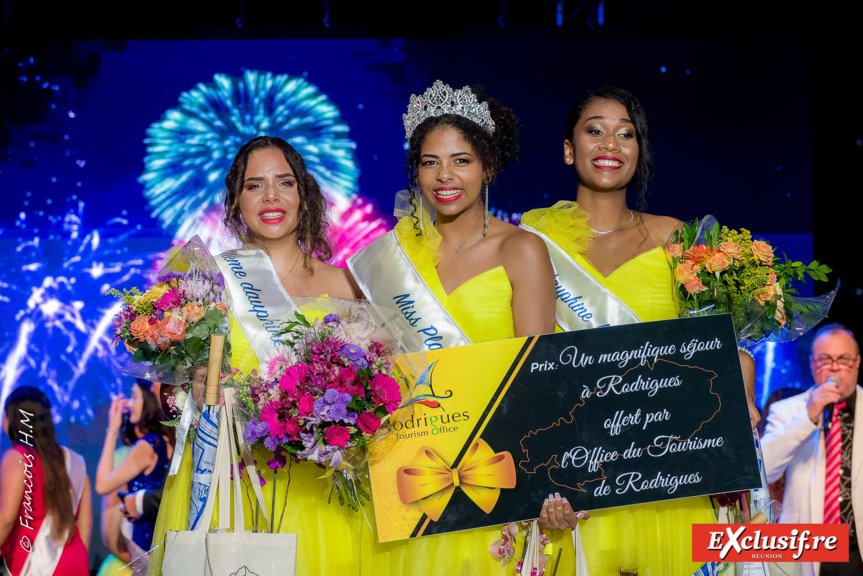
[0,387,91,576]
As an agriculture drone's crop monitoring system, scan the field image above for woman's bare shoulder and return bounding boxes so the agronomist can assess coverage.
[312,260,363,299]
[641,213,684,245]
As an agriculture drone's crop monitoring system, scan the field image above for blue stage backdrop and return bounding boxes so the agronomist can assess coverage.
[0,37,818,566]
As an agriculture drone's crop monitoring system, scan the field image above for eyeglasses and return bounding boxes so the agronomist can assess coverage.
[812,354,859,369]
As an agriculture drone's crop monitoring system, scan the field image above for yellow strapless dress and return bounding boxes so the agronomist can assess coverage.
[522,202,715,576]
[149,302,369,576]
[364,218,515,575]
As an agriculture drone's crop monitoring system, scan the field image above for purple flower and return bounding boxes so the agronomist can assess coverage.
[328,398,348,422]
[323,388,340,403]
[340,343,366,368]
[157,270,184,283]
[267,446,287,470]
[323,314,340,323]
[153,308,165,321]
[243,418,269,444]
[264,435,281,452]
[211,273,225,289]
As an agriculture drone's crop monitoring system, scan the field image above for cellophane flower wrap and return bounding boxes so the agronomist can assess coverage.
[668,215,835,345]
[109,235,231,387]
[231,297,423,512]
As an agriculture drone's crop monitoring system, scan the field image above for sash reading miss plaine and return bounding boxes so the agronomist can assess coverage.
[348,230,471,352]
[519,223,641,330]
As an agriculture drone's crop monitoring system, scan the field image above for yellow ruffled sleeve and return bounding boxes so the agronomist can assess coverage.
[394,214,445,298]
[521,200,594,258]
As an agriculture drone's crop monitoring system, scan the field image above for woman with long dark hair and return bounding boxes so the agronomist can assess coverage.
[148,135,365,576]
[521,86,758,575]
[0,386,91,576]
[96,380,175,564]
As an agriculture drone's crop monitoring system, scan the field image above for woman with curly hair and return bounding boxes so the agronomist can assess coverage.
[1,386,91,576]
[350,81,557,574]
[148,136,363,576]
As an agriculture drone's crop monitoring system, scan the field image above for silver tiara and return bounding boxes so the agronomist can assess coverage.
[403,80,496,140]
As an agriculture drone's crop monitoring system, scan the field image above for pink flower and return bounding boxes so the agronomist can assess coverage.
[284,417,302,441]
[357,412,381,435]
[370,374,401,414]
[261,404,288,437]
[324,425,350,447]
[297,394,315,417]
[279,363,308,399]
[154,288,182,311]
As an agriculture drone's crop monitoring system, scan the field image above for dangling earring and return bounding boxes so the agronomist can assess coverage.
[482,183,489,237]
[418,189,424,231]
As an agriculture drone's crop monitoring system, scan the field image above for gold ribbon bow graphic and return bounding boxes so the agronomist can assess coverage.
[396,439,516,521]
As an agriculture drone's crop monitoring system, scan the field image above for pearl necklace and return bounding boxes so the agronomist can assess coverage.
[591,211,634,235]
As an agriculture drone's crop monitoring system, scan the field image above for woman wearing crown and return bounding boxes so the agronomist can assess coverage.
[349,81,562,574]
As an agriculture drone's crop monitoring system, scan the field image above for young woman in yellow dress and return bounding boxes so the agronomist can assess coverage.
[350,81,558,574]
[149,136,363,576]
[521,86,757,576]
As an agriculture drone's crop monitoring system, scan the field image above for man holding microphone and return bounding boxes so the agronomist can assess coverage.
[763,323,862,575]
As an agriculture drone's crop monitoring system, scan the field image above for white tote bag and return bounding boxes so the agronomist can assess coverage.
[163,391,297,576]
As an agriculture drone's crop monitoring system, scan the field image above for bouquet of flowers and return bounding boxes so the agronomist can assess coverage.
[668,216,835,344]
[109,236,231,386]
[231,299,415,512]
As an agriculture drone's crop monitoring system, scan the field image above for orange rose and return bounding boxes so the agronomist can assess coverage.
[684,245,714,264]
[674,261,698,283]
[160,315,187,342]
[754,284,778,305]
[718,242,742,259]
[766,269,777,286]
[750,240,774,265]
[666,243,684,259]
[684,276,707,294]
[183,301,205,323]
[705,251,732,273]
[774,298,786,326]
[146,327,171,351]
[130,316,153,341]
[211,301,227,315]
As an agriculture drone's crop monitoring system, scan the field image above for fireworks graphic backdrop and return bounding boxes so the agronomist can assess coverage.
[140,70,388,259]
[0,199,151,425]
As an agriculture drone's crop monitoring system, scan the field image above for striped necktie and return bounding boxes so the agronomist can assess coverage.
[823,401,847,524]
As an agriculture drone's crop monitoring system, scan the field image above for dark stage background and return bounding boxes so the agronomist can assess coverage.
[1,2,861,570]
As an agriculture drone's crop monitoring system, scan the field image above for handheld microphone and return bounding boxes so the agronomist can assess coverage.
[823,376,840,432]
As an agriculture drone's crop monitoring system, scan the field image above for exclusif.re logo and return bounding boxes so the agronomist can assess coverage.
[692,524,849,563]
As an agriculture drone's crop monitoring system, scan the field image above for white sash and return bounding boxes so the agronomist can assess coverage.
[20,447,86,576]
[347,230,471,351]
[519,224,641,330]
[215,247,302,362]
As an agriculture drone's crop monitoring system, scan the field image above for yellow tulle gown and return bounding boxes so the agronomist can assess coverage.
[364,216,516,575]
[521,201,715,576]
[149,305,370,576]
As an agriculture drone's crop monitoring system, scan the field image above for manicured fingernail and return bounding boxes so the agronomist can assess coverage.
[562,497,568,503]
[554,492,561,499]
[543,498,548,505]
[577,511,586,519]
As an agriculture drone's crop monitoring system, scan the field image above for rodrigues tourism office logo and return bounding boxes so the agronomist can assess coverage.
[392,360,471,440]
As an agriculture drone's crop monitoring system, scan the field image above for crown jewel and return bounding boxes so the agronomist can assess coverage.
[403,80,496,140]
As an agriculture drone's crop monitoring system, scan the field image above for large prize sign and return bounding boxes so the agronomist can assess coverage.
[369,314,760,543]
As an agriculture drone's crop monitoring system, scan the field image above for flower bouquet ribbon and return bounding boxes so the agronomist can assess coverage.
[668,215,835,346]
[396,439,516,522]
